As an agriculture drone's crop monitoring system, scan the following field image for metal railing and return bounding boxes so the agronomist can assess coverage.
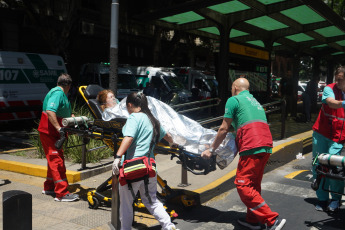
[262,99,286,140]
[171,98,220,114]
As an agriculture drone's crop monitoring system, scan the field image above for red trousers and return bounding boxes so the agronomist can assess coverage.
[40,132,69,198]
[235,152,278,226]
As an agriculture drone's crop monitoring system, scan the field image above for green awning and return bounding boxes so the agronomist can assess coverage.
[281,5,326,24]
[208,1,249,14]
[246,40,265,47]
[314,26,345,37]
[286,33,314,42]
[161,12,204,25]
[245,16,288,31]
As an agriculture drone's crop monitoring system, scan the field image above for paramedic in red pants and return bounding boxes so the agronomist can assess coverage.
[38,73,79,202]
[202,78,286,230]
[312,66,345,212]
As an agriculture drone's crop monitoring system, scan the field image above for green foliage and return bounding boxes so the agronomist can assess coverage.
[29,100,113,163]
[28,127,45,159]
[325,0,345,17]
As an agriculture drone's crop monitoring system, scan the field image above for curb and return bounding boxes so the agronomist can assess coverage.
[194,130,313,203]
[0,147,36,154]
[0,159,80,183]
[0,157,113,183]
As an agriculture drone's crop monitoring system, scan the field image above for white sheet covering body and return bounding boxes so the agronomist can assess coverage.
[102,96,237,169]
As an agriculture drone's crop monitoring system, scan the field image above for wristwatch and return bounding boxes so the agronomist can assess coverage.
[209,147,215,155]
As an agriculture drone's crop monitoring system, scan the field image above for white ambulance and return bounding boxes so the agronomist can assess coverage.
[0,51,67,122]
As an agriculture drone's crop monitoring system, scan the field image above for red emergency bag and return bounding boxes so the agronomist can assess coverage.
[118,156,156,186]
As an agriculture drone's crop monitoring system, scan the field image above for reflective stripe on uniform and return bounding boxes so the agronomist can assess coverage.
[54,178,67,184]
[250,201,266,212]
[238,119,268,129]
[321,106,345,121]
[46,177,53,180]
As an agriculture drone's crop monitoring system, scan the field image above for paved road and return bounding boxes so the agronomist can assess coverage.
[167,152,345,230]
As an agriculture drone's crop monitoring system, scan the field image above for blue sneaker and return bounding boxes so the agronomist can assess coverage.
[315,200,328,212]
[327,200,340,212]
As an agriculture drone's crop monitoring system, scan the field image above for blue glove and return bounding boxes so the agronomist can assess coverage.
[342,101,345,109]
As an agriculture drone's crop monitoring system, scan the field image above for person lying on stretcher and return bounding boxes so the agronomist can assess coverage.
[96,89,120,112]
[97,89,177,148]
[96,89,237,169]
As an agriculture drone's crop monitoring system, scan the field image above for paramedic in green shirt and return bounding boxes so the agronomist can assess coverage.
[202,78,286,230]
[38,73,79,202]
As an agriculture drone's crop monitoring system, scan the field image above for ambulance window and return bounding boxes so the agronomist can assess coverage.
[151,76,162,88]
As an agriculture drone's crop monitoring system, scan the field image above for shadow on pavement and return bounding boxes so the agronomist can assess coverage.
[304,197,345,230]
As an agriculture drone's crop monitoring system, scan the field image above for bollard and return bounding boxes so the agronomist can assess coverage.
[3,190,32,230]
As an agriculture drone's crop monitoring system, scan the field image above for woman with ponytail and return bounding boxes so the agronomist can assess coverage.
[112,92,179,230]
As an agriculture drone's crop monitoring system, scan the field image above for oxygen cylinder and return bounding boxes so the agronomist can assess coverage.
[318,153,345,167]
[62,116,90,127]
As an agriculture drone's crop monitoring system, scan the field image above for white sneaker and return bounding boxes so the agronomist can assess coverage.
[266,218,286,230]
[170,226,180,230]
[42,190,55,195]
[54,193,79,202]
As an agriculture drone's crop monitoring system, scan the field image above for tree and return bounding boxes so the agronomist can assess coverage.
[324,0,345,18]
[1,0,79,60]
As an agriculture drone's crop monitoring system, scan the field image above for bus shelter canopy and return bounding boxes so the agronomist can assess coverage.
[134,0,345,59]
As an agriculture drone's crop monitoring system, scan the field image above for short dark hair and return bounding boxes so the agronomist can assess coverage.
[57,73,72,86]
[334,66,345,77]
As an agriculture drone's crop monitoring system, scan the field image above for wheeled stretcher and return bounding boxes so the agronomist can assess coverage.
[56,84,216,214]
[311,153,345,195]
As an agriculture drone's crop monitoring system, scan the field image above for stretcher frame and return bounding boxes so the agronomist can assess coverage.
[56,85,216,214]
[311,153,345,196]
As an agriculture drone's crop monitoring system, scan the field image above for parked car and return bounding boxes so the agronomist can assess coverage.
[298,83,306,101]
[172,67,219,99]
[130,66,192,105]
[318,81,326,101]
[79,63,139,100]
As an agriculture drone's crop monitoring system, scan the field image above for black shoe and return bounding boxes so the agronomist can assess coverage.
[266,218,286,230]
[237,218,262,230]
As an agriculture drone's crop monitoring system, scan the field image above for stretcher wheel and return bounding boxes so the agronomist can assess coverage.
[89,197,100,209]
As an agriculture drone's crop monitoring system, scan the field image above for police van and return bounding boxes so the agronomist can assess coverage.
[0,51,67,122]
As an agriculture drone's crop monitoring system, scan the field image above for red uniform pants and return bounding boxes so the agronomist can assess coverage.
[40,132,69,198]
[235,152,278,226]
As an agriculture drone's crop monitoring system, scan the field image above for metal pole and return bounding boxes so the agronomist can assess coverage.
[281,99,286,139]
[109,0,119,96]
[178,166,190,187]
[81,138,87,170]
[178,154,190,187]
[109,174,121,230]
[109,1,120,229]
